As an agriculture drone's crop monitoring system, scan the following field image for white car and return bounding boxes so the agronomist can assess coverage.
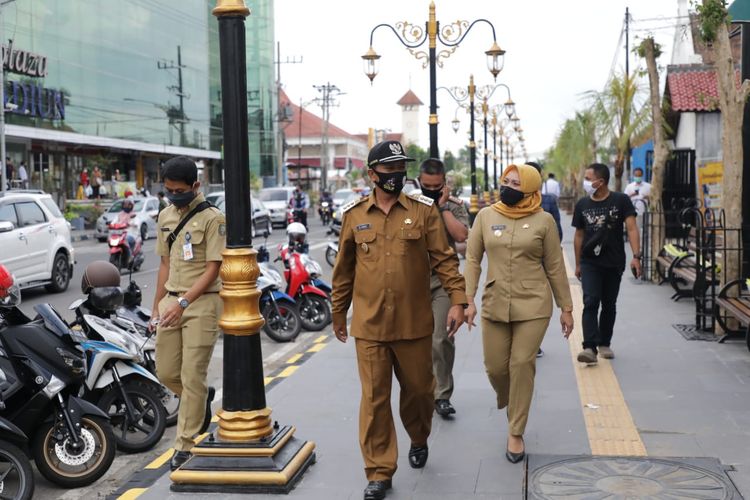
[332,189,353,210]
[258,187,297,227]
[0,191,75,292]
[96,197,159,242]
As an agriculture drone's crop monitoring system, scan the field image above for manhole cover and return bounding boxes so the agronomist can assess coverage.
[527,455,742,499]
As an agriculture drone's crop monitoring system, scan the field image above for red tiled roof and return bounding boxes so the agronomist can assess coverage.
[397,89,423,106]
[279,89,357,139]
[666,64,741,112]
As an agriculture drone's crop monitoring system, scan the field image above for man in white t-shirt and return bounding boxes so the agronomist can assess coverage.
[542,172,561,198]
[624,167,651,215]
[17,161,28,189]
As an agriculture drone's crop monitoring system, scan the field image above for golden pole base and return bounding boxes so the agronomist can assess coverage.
[219,247,265,336]
[483,191,491,206]
[469,193,479,214]
[216,407,274,441]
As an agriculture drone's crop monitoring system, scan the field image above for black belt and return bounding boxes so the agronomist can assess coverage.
[167,291,219,296]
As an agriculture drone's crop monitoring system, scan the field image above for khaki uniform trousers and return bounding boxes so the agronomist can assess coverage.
[481,316,550,436]
[355,336,434,481]
[430,277,454,400]
[155,293,222,451]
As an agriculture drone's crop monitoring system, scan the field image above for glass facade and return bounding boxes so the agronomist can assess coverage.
[1,0,277,196]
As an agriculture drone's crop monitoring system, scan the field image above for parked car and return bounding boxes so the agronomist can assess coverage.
[330,192,365,236]
[0,191,74,292]
[216,196,273,238]
[258,187,297,227]
[96,197,159,242]
[205,191,225,206]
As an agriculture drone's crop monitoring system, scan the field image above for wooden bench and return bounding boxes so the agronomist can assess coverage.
[714,279,750,350]
[656,227,723,301]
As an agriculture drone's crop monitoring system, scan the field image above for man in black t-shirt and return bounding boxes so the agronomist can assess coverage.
[572,163,641,364]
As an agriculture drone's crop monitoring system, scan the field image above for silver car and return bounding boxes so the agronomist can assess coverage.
[96,197,160,242]
[258,187,296,227]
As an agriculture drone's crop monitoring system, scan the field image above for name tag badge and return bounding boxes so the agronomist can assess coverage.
[356,223,371,231]
[491,224,505,237]
[183,242,194,261]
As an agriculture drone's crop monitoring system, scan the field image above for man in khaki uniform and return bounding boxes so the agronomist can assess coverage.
[332,141,467,500]
[149,156,226,471]
[418,158,469,418]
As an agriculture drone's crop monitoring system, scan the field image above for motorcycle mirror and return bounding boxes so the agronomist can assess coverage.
[68,298,85,310]
[263,230,270,239]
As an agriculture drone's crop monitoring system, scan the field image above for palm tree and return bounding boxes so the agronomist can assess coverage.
[586,71,649,191]
[545,110,598,199]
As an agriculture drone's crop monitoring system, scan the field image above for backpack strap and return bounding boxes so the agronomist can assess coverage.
[167,201,211,253]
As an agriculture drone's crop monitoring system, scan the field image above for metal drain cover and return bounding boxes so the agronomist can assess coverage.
[527,455,742,499]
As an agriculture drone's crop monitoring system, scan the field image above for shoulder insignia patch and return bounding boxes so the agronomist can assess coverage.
[407,192,435,206]
[448,195,463,205]
[341,196,367,213]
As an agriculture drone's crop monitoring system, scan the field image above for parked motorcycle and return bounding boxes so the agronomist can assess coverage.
[0,376,34,500]
[75,266,179,427]
[256,235,302,342]
[0,297,115,488]
[107,221,145,271]
[71,286,166,453]
[279,243,332,331]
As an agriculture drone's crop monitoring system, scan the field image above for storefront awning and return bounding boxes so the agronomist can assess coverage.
[7,124,221,160]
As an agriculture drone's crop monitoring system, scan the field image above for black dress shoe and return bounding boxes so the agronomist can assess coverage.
[435,399,456,417]
[170,450,192,471]
[363,480,392,500]
[198,386,216,435]
[408,444,428,468]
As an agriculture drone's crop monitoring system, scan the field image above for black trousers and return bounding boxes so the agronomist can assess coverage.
[580,262,623,351]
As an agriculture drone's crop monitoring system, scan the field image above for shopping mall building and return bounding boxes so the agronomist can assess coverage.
[1,0,277,201]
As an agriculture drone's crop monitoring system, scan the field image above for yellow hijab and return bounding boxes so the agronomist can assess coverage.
[491,164,543,219]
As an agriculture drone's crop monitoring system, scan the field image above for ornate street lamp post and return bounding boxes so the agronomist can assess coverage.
[170,1,315,492]
[362,1,505,158]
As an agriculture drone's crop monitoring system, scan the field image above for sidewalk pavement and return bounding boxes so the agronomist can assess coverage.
[132,215,750,499]
[70,229,98,243]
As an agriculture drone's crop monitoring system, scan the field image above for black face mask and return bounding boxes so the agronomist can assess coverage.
[499,185,525,206]
[421,186,443,204]
[167,188,197,208]
[372,170,406,195]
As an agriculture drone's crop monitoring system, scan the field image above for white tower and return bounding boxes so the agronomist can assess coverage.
[397,89,423,146]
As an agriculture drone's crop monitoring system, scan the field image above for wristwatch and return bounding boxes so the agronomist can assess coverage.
[177,296,190,309]
[439,205,450,213]
[633,252,642,259]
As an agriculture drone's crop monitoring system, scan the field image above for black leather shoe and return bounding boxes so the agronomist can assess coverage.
[170,450,192,471]
[435,399,456,417]
[199,386,216,435]
[408,444,428,468]
[363,480,391,500]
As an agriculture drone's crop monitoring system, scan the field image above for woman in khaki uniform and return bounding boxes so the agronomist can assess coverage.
[464,164,574,464]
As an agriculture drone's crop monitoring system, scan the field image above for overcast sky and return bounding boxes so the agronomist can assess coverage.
[274,0,684,161]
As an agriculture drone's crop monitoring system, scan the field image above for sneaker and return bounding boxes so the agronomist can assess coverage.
[577,348,597,363]
[598,346,615,359]
[434,399,456,417]
[536,348,544,358]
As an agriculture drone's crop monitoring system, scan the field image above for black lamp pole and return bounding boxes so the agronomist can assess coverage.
[492,114,498,190]
[468,75,478,215]
[482,100,489,203]
[170,1,315,491]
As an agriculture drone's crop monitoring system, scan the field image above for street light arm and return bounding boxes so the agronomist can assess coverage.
[369,22,428,50]
[437,18,497,47]
[437,85,468,103]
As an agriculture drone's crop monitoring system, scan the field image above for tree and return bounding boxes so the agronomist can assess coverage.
[586,71,650,191]
[696,0,750,286]
[545,110,598,199]
[637,36,671,281]
[406,144,429,178]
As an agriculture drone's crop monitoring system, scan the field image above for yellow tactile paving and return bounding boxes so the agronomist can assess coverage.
[563,254,647,457]
[314,334,328,343]
[118,488,148,500]
[286,353,303,364]
[277,365,299,377]
[307,343,327,352]
[145,448,174,469]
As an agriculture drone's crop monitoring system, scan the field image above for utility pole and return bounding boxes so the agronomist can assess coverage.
[274,42,302,186]
[625,7,631,182]
[0,0,15,193]
[158,45,188,147]
[313,82,344,192]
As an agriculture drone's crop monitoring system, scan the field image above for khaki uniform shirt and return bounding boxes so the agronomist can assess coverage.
[156,193,226,293]
[430,196,469,290]
[464,207,573,323]
[332,191,467,342]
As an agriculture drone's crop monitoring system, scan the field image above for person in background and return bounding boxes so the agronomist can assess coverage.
[80,168,90,190]
[623,167,651,216]
[290,184,309,228]
[4,157,13,189]
[158,191,168,212]
[115,198,138,253]
[464,164,573,464]
[418,158,469,418]
[17,161,28,189]
[91,166,103,199]
[573,163,641,364]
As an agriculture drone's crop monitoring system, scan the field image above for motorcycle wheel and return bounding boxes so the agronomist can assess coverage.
[0,439,34,500]
[33,415,115,488]
[97,380,167,453]
[162,389,180,427]
[299,294,332,331]
[109,254,121,270]
[262,299,302,342]
[325,246,337,267]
